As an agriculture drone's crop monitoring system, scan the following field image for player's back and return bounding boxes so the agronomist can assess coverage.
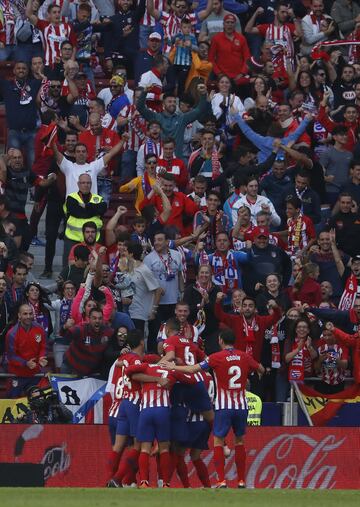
[163,334,205,366]
[140,364,172,409]
[121,352,143,404]
[208,349,259,411]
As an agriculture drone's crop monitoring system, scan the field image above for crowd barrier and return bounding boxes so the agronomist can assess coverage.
[0,425,358,488]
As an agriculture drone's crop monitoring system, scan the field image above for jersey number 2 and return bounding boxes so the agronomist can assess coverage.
[228,365,241,389]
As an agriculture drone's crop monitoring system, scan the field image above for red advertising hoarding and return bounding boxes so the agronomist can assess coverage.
[0,425,358,488]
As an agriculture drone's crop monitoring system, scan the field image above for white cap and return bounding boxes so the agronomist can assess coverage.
[149,32,162,41]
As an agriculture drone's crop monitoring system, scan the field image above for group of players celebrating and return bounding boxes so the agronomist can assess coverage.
[106,313,264,489]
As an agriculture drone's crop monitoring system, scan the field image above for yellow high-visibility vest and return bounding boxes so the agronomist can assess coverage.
[246,391,262,426]
[64,192,103,242]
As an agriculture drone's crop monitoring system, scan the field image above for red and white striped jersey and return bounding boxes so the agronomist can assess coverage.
[200,348,260,410]
[118,104,146,151]
[0,0,16,46]
[141,0,164,27]
[126,362,196,409]
[160,11,197,53]
[120,352,144,405]
[317,341,349,386]
[257,23,295,59]
[163,334,205,366]
[126,363,171,409]
[36,20,75,66]
[106,359,123,418]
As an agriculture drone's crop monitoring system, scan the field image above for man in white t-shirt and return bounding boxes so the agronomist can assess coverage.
[52,138,126,196]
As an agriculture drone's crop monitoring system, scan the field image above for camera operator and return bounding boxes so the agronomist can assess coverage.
[17,386,73,424]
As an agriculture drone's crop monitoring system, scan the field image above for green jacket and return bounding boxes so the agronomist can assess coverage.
[137,91,210,158]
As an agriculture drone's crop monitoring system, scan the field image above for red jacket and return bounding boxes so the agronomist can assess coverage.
[139,190,199,236]
[214,302,282,361]
[157,158,189,191]
[317,105,359,152]
[209,31,250,79]
[6,323,46,377]
[290,277,322,307]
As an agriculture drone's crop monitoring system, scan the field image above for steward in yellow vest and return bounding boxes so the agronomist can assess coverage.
[246,391,262,426]
[63,174,107,243]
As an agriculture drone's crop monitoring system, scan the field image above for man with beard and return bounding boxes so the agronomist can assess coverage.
[67,221,105,265]
[308,229,350,303]
[157,301,200,355]
[137,83,209,159]
[329,192,360,258]
[241,226,292,297]
[61,307,113,375]
[193,191,229,253]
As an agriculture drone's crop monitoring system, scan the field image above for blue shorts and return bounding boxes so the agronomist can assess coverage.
[182,382,212,413]
[213,409,248,438]
[116,399,140,437]
[182,419,210,450]
[108,415,118,445]
[136,406,171,443]
[170,404,189,443]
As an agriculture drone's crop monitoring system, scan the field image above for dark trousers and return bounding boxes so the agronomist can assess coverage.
[133,319,145,334]
[174,64,190,97]
[45,200,64,272]
[147,304,176,353]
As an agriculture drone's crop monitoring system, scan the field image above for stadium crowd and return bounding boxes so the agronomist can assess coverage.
[0,0,360,489]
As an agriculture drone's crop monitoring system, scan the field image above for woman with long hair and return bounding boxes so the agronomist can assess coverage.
[183,264,222,354]
[255,273,291,316]
[23,282,53,340]
[284,317,318,383]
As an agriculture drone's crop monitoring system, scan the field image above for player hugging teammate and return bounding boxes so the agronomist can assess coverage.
[105,314,264,489]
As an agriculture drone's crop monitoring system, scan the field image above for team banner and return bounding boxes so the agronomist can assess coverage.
[0,426,358,488]
[49,375,110,424]
[297,383,360,426]
[0,397,29,424]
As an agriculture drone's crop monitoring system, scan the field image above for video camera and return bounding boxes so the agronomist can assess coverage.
[26,386,59,413]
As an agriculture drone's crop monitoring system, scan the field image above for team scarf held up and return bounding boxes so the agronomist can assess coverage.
[270,324,281,369]
[188,147,222,180]
[311,38,360,64]
[287,213,305,257]
[209,250,239,293]
[339,274,359,311]
[242,315,258,357]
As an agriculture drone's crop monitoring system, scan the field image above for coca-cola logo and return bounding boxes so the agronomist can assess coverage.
[186,433,346,488]
[246,434,345,489]
[41,443,71,481]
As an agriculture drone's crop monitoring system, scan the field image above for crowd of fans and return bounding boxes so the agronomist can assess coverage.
[0,0,359,413]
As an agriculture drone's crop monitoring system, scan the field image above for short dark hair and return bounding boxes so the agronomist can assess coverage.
[163,138,175,146]
[116,231,131,243]
[206,190,221,201]
[161,172,175,183]
[286,196,302,209]
[91,97,105,111]
[351,159,360,169]
[194,174,207,185]
[89,307,102,318]
[126,329,144,349]
[13,262,28,274]
[132,216,146,226]
[332,125,348,136]
[127,241,143,261]
[219,329,236,345]
[60,40,73,49]
[82,221,97,233]
[73,245,90,261]
[295,168,311,180]
[75,142,88,151]
[145,153,158,162]
[166,317,181,333]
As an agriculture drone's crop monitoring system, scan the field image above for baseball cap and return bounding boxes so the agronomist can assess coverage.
[149,32,162,41]
[351,255,360,263]
[252,226,270,239]
[224,14,236,22]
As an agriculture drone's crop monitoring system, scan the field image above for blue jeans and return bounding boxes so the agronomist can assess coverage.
[8,129,36,170]
[120,150,137,183]
[97,177,112,205]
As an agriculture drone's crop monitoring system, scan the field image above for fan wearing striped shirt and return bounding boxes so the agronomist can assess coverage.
[160,328,264,489]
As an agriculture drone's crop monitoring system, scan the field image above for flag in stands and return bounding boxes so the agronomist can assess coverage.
[50,376,110,424]
[297,383,360,426]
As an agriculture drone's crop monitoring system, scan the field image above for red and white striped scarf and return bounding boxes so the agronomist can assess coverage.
[188,147,221,180]
[339,274,358,311]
